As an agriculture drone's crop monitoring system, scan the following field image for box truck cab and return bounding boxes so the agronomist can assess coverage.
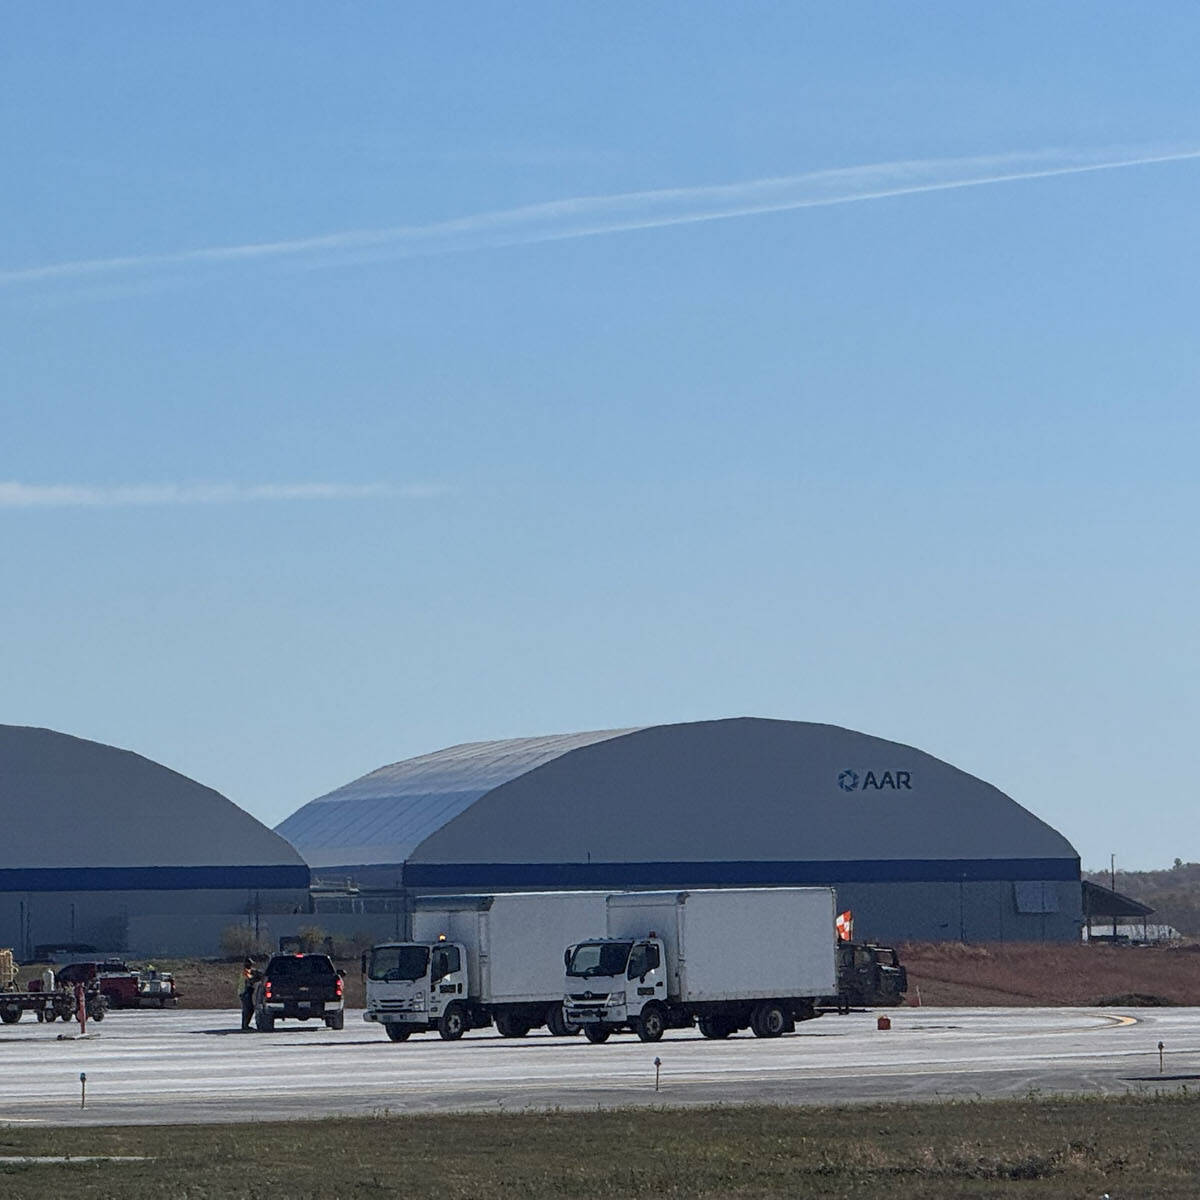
[364,891,610,1043]
[364,937,471,1041]
[564,888,838,1044]
[564,936,672,1042]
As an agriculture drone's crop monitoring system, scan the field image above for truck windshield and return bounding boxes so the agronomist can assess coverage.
[566,941,633,978]
[368,945,430,982]
[267,955,335,977]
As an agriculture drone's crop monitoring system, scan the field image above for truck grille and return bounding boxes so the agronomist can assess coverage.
[374,998,423,1013]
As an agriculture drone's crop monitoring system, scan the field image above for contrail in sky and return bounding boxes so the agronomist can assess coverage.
[0,482,446,508]
[2,146,1197,288]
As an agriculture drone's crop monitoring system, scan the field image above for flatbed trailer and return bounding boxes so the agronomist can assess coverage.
[0,986,107,1024]
[1,950,107,1024]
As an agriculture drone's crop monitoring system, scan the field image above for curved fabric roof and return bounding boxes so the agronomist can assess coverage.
[0,725,307,890]
[276,729,638,868]
[278,719,1079,888]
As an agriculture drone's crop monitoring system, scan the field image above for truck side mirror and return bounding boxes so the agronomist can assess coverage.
[564,946,573,968]
[360,953,367,975]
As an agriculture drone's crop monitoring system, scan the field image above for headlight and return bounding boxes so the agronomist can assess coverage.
[607,992,626,1006]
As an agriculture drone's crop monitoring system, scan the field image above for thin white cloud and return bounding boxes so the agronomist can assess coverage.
[2,146,1197,289]
[0,482,446,508]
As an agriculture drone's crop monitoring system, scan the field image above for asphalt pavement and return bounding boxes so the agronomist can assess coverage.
[1,1006,1197,1126]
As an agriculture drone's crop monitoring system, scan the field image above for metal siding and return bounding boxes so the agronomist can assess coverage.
[403,857,1080,889]
[0,865,310,892]
[406,719,1079,867]
[0,725,306,871]
[276,729,639,867]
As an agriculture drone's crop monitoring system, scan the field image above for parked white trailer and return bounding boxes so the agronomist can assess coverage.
[564,887,838,1043]
[364,891,609,1042]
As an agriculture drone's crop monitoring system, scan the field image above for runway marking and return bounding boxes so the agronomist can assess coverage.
[0,1155,151,1164]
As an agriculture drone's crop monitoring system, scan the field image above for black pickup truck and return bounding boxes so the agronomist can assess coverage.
[253,953,345,1031]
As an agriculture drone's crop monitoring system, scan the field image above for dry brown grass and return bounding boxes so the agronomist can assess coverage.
[901,941,1200,1006]
[158,958,367,1009]
[15,958,367,1010]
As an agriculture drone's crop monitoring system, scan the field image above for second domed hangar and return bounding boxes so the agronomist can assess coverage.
[277,717,1081,942]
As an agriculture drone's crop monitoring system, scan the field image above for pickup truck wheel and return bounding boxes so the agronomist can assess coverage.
[385,1023,411,1042]
[750,1001,786,1038]
[255,1009,275,1032]
[636,1004,666,1043]
[495,1012,530,1038]
[583,1024,611,1044]
[325,1010,345,1031]
[438,1002,467,1041]
[545,1003,579,1037]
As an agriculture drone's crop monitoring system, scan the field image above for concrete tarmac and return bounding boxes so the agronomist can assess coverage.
[1,1006,1197,1126]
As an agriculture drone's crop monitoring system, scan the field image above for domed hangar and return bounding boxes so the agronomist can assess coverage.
[0,725,309,957]
[278,718,1081,942]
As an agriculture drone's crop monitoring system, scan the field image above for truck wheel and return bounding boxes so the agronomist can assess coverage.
[326,1010,345,1031]
[87,1003,105,1022]
[636,1004,666,1043]
[583,1025,611,1044]
[698,1016,733,1039]
[495,1012,530,1038]
[438,1002,467,1041]
[750,1001,787,1038]
[385,1023,411,1042]
[1,1008,21,1024]
[255,1009,275,1032]
[546,1003,580,1037]
[44,1010,56,1023]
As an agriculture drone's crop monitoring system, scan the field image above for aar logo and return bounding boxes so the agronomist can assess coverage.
[838,769,912,792]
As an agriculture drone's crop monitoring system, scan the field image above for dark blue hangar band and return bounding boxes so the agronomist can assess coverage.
[402,858,1080,889]
[0,865,311,893]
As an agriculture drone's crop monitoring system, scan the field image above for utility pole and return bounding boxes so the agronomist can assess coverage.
[1111,853,1117,939]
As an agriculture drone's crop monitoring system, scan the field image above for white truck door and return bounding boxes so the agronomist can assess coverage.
[429,943,467,1017]
[626,941,667,1015]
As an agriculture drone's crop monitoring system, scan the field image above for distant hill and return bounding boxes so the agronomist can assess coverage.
[1082,860,1200,937]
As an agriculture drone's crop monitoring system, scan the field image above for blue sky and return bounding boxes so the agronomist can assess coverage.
[2,4,1197,870]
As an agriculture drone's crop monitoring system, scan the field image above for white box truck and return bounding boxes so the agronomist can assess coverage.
[564,887,837,1043]
[364,891,609,1042]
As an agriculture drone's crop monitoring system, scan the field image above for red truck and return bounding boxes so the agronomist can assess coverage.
[55,961,180,1008]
